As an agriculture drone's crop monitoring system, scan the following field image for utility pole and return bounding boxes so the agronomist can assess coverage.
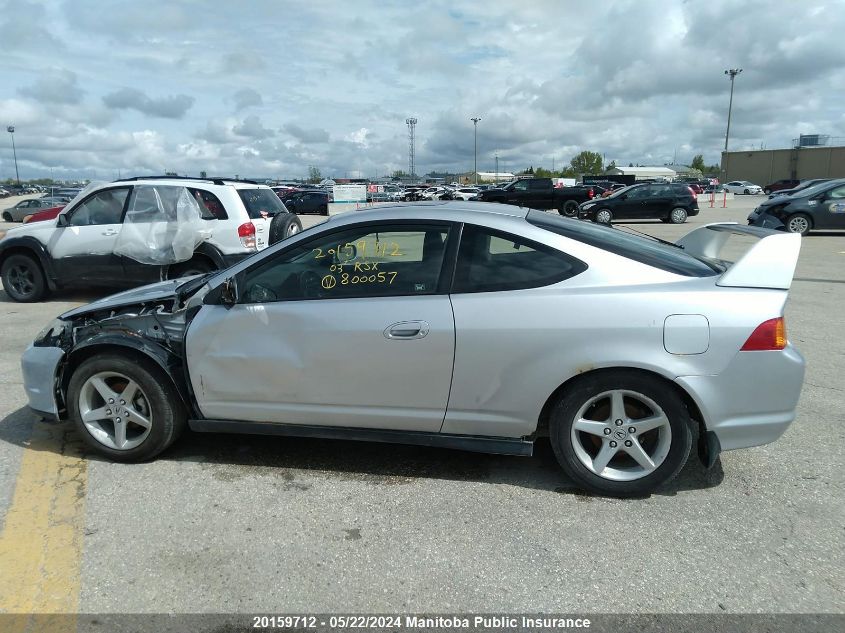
[724,68,742,152]
[495,153,499,184]
[470,117,481,185]
[7,126,20,185]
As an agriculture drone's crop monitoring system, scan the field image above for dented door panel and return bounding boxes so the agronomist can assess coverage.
[185,296,455,431]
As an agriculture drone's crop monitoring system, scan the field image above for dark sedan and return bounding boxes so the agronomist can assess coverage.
[748,178,845,235]
[278,190,329,215]
[579,183,700,224]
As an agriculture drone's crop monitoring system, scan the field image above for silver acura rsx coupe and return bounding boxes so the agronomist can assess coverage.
[20,202,805,497]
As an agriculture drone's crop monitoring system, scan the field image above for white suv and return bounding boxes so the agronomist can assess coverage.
[0,177,302,302]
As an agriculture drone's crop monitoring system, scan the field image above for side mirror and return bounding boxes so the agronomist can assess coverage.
[220,276,240,306]
[56,214,69,227]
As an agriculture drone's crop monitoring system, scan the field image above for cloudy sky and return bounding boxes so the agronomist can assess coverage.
[1,0,844,181]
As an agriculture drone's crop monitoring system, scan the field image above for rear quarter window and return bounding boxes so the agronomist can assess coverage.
[526,210,719,277]
[237,188,288,219]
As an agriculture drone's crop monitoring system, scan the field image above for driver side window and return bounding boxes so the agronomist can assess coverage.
[241,223,451,303]
[68,188,129,226]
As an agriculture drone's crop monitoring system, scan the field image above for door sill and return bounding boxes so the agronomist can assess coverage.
[188,419,534,456]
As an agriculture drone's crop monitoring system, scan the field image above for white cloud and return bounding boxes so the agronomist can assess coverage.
[0,0,843,180]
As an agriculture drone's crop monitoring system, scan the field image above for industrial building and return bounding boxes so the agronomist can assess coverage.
[604,166,677,181]
[721,135,845,184]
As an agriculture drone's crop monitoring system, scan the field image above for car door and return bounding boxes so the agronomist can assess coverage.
[646,184,674,217]
[528,178,554,208]
[816,184,845,229]
[614,185,650,218]
[186,221,456,432]
[505,179,530,204]
[47,186,130,285]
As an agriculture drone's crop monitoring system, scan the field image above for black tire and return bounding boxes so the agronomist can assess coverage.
[561,200,579,217]
[594,208,613,224]
[744,188,750,195]
[1,211,12,222]
[268,213,303,245]
[1,253,48,302]
[669,207,688,224]
[168,258,213,279]
[785,213,812,236]
[763,188,771,195]
[549,370,693,497]
[68,353,186,462]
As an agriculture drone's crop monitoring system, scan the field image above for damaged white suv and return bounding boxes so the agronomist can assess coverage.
[0,177,303,302]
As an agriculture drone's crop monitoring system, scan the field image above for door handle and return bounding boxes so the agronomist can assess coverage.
[384,321,430,340]
[101,229,118,236]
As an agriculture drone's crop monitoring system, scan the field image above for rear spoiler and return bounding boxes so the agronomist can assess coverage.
[675,223,801,290]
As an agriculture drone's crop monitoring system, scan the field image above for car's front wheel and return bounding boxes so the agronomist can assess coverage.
[68,354,186,462]
[594,208,613,224]
[744,188,750,195]
[763,188,771,195]
[1,211,12,222]
[549,371,693,497]
[785,213,812,236]
[1,253,47,302]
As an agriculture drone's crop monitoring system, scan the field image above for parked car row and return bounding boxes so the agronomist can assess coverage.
[748,178,845,235]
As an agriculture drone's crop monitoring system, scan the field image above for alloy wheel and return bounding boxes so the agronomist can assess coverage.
[670,208,687,223]
[78,371,153,450]
[787,215,809,234]
[8,263,36,297]
[570,389,672,481]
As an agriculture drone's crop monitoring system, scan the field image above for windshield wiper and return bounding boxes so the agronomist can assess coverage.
[615,225,685,249]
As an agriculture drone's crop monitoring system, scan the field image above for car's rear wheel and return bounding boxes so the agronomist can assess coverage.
[561,200,579,217]
[549,371,693,497]
[594,208,613,224]
[785,213,811,236]
[1,253,47,302]
[669,207,688,224]
[68,354,186,462]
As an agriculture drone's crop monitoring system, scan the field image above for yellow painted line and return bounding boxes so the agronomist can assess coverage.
[0,420,87,632]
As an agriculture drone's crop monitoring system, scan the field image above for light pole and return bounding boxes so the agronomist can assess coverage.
[723,68,742,152]
[470,117,481,185]
[7,126,20,185]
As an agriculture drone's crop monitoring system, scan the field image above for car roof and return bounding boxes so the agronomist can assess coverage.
[325,201,528,227]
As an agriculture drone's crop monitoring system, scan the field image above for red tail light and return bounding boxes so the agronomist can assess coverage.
[741,317,786,351]
[238,222,256,249]
[588,188,594,199]
[687,186,697,200]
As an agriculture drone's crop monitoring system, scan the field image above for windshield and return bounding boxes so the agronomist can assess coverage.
[605,184,637,199]
[790,180,843,199]
[237,188,288,218]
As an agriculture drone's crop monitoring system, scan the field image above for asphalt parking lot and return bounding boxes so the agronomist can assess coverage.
[0,195,843,616]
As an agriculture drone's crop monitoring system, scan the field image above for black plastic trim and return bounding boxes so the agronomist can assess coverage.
[188,419,534,456]
[699,430,722,469]
[66,335,193,411]
[0,236,60,290]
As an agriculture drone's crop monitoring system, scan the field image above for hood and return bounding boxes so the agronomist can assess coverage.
[60,279,184,319]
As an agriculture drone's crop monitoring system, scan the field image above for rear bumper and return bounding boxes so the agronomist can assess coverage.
[676,344,805,451]
[21,344,64,420]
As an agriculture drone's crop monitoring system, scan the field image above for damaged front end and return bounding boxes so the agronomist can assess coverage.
[22,278,209,420]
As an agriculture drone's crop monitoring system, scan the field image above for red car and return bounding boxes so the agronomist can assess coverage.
[22,205,64,224]
[763,179,800,195]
